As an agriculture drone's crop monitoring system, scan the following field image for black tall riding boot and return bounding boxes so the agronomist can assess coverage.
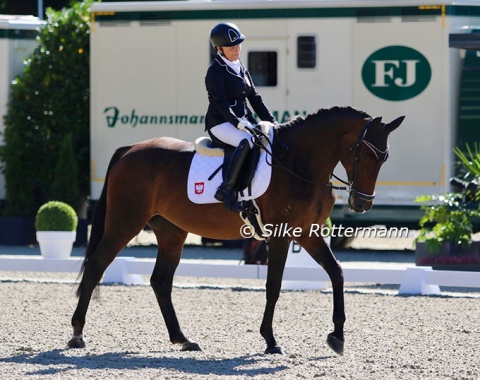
[214,138,251,212]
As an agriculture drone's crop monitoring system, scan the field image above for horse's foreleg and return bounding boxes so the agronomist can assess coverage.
[296,236,345,355]
[149,217,202,352]
[260,237,290,355]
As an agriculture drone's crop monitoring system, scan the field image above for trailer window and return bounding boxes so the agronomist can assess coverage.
[247,51,277,87]
[297,36,316,68]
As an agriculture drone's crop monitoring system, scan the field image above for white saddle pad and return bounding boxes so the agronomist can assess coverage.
[187,129,273,205]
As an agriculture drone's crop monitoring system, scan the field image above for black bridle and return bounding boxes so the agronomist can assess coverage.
[247,119,389,200]
[328,118,389,202]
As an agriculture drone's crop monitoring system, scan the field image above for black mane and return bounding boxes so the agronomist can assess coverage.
[276,106,371,130]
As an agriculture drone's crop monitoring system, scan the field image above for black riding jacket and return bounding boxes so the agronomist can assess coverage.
[204,55,276,131]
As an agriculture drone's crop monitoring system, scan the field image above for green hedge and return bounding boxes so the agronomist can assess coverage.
[51,133,80,210]
[0,1,92,216]
[35,201,78,231]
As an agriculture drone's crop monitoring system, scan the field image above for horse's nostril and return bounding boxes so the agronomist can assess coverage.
[354,205,366,214]
[348,194,373,214]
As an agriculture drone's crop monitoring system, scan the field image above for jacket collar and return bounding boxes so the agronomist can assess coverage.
[215,55,244,78]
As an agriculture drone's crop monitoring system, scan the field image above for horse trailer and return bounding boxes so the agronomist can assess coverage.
[90,0,480,227]
[0,15,44,201]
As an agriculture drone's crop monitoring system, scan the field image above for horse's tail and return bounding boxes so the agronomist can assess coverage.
[76,145,131,298]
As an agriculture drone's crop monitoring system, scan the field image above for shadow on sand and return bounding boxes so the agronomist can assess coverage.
[0,348,327,377]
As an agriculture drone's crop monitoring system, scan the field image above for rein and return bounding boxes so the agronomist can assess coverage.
[249,119,389,200]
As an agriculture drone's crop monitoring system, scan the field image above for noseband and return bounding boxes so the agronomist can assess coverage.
[329,120,389,201]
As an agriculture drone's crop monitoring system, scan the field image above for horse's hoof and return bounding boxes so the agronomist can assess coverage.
[67,337,86,349]
[181,341,203,351]
[327,333,344,355]
[264,346,284,355]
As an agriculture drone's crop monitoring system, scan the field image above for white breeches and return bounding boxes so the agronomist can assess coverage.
[210,120,254,149]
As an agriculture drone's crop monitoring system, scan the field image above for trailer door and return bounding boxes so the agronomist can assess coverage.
[244,39,287,121]
[457,47,480,151]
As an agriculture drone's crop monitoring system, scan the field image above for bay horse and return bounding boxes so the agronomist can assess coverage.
[67,106,404,355]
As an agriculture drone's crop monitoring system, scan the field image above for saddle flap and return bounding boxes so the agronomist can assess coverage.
[187,125,274,204]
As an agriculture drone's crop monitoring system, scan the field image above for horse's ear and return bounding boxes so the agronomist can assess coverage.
[384,116,405,134]
[361,117,382,138]
[364,116,382,130]
[369,117,383,127]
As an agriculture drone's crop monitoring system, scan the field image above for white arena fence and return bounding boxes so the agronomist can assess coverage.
[0,254,479,296]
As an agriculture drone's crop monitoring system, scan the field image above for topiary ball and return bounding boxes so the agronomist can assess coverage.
[35,201,78,231]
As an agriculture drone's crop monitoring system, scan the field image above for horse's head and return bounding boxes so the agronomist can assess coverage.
[340,115,405,213]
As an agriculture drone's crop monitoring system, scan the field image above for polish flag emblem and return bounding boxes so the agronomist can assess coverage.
[195,182,204,194]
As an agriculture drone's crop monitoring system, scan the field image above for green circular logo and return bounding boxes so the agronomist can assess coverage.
[362,46,431,101]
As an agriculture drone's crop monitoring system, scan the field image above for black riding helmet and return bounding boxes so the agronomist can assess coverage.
[210,22,245,48]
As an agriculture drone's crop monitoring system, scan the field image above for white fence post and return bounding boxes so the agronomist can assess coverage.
[102,257,144,285]
[282,241,329,290]
[398,267,441,295]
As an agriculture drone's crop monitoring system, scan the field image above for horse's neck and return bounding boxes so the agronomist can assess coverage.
[278,118,357,175]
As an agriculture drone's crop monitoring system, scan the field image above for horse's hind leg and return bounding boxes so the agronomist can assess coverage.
[68,222,146,348]
[68,236,130,347]
[148,216,202,352]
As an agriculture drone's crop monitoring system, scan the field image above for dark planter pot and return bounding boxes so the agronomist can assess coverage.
[0,217,88,246]
[0,217,36,245]
[415,241,480,271]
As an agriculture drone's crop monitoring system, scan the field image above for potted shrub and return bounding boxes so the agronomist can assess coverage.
[414,193,480,266]
[35,201,78,259]
[414,144,480,270]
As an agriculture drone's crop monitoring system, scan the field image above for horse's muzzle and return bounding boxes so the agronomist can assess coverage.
[348,190,374,214]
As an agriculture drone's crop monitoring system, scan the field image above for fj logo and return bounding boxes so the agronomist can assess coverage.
[362,46,431,101]
[371,60,419,88]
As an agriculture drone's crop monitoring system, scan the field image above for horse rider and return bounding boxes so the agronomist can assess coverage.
[205,22,277,212]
